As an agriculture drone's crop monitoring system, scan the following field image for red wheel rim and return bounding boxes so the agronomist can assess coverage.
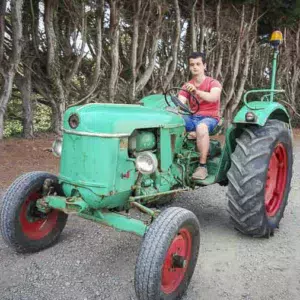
[265,143,288,217]
[161,228,192,294]
[19,191,59,240]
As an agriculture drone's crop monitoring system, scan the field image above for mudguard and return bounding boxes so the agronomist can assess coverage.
[233,101,290,126]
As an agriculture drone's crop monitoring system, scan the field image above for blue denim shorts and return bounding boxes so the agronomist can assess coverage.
[183,115,219,133]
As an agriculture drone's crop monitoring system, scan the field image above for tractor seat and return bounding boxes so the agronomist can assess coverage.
[210,117,224,136]
[187,118,224,139]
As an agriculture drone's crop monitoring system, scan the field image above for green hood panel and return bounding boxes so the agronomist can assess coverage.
[64,103,184,134]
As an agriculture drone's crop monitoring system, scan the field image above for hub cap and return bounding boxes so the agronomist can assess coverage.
[161,228,192,294]
[265,143,288,217]
[19,191,59,240]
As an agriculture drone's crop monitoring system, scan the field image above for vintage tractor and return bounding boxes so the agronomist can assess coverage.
[0,31,293,300]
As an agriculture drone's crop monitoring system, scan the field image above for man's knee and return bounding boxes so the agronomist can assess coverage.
[196,123,209,138]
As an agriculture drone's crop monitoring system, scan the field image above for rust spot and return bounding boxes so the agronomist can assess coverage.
[171,134,176,152]
[121,171,130,179]
[120,138,128,149]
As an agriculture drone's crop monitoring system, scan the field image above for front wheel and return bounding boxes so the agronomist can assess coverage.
[227,120,293,237]
[1,171,68,253]
[134,207,200,300]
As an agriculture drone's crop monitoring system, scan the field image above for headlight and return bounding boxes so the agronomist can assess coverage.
[52,138,62,157]
[245,111,256,122]
[69,114,80,129]
[135,152,158,174]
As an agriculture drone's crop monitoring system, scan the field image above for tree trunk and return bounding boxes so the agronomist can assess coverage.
[136,1,151,75]
[15,61,34,138]
[21,86,34,138]
[0,0,6,65]
[0,0,7,138]
[222,5,245,121]
[0,0,24,139]
[215,46,224,80]
[108,0,120,103]
[45,0,66,134]
[136,3,163,93]
[163,0,180,90]
[215,0,222,79]
[289,24,300,108]
[232,39,255,112]
[191,0,198,52]
[69,0,104,107]
[199,0,205,52]
[50,100,65,134]
[129,0,141,103]
[65,2,86,90]
[0,72,15,138]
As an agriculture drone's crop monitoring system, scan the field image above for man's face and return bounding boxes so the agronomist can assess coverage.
[189,57,206,76]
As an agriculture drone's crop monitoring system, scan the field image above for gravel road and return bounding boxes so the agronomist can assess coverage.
[1,138,300,300]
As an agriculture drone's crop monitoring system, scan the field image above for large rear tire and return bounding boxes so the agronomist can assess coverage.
[227,120,293,237]
[1,172,68,253]
[135,207,200,300]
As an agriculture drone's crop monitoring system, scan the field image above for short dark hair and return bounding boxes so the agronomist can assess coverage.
[188,52,206,64]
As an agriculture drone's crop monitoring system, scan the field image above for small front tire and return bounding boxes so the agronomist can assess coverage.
[1,171,68,253]
[134,207,200,300]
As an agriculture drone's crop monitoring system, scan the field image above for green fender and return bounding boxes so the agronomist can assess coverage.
[233,101,290,126]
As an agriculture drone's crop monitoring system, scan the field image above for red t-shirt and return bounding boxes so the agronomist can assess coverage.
[178,76,222,120]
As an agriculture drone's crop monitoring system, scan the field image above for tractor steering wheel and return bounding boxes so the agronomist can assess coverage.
[164,87,200,115]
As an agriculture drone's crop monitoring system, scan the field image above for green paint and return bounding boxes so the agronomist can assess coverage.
[40,195,88,213]
[79,210,148,237]
[160,128,173,172]
[130,131,156,152]
[130,201,157,217]
[64,102,184,134]
[270,50,279,101]
[42,195,148,236]
[234,101,289,126]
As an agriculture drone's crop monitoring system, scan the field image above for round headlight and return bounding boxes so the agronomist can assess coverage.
[135,152,158,174]
[69,114,79,129]
[52,138,62,157]
[245,111,256,122]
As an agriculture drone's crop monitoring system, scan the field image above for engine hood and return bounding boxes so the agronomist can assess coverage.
[63,103,184,134]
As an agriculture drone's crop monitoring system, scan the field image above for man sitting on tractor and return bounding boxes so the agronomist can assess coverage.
[178,52,222,180]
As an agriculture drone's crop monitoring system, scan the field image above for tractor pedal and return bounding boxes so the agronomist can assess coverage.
[192,174,216,186]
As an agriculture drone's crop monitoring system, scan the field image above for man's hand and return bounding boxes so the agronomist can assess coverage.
[185,83,197,94]
[184,82,221,103]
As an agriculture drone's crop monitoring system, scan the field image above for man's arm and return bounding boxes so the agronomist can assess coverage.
[178,94,188,104]
[195,87,221,103]
[186,82,221,103]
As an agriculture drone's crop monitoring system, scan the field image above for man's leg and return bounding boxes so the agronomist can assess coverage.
[182,115,195,133]
[192,117,218,180]
[191,123,209,180]
[196,123,209,164]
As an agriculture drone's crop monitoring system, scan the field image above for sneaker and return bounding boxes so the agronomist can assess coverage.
[192,166,208,180]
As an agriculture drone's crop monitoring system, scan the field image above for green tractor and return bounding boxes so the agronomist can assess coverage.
[0,31,293,300]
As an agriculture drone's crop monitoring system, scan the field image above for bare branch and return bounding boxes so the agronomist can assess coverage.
[163,0,181,90]
[129,0,141,102]
[0,0,6,66]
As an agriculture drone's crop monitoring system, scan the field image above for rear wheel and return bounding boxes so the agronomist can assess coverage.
[135,207,200,300]
[227,120,293,237]
[1,172,68,253]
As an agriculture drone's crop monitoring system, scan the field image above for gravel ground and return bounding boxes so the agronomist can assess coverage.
[1,138,300,300]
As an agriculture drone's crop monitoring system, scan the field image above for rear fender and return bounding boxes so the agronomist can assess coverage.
[233,101,290,126]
